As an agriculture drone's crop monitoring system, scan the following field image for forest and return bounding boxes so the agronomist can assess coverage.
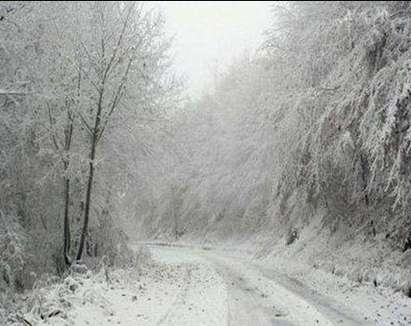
[1,1,410,325]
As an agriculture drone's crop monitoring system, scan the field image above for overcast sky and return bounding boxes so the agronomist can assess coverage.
[146,1,272,98]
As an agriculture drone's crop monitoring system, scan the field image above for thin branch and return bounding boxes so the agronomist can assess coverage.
[0,90,33,96]
[317,86,341,92]
[77,111,94,136]
[103,2,136,81]
[97,56,134,143]
[47,103,60,151]
[71,58,101,93]
[78,39,101,76]
[65,106,74,151]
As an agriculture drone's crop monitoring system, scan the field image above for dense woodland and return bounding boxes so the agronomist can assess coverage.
[1,0,411,300]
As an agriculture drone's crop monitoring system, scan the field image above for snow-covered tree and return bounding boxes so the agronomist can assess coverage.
[0,0,179,280]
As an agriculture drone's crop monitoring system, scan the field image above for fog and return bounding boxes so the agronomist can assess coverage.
[147,1,272,97]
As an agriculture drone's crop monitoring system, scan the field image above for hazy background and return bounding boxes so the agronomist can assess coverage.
[147,1,272,98]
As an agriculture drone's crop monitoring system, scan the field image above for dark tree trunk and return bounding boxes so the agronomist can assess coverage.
[74,11,132,261]
[76,90,103,262]
[49,103,74,266]
[63,107,74,266]
[63,169,72,265]
[75,134,97,261]
[360,153,369,206]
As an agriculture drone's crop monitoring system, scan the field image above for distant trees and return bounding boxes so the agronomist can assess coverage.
[135,1,411,248]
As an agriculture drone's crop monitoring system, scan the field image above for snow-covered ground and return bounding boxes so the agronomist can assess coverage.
[7,243,410,326]
[5,246,227,326]
[150,245,410,325]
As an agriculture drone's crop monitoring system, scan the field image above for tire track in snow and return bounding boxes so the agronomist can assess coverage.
[200,250,371,326]
[254,265,370,326]
[149,245,373,326]
[207,256,295,326]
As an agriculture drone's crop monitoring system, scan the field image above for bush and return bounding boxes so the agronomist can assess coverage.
[0,210,29,293]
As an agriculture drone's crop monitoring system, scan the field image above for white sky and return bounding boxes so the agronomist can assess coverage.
[146,1,272,98]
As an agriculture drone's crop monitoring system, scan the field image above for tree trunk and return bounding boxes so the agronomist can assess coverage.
[63,164,72,265]
[360,153,369,206]
[48,103,74,266]
[76,91,103,262]
[63,108,74,266]
[76,136,96,261]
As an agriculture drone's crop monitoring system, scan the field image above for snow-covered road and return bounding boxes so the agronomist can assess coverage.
[148,244,372,326]
[36,244,409,325]
[25,244,411,326]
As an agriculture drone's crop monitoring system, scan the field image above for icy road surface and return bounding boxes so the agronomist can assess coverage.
[148,244,373,326]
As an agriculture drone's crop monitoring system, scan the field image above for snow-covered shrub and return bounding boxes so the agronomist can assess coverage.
[0,210,30,293]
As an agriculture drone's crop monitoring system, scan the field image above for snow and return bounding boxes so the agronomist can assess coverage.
[9,247,227,326]
[5,243,410,326]
[150,244,411,325]
[149,244,411,325]
[255,255,411,326]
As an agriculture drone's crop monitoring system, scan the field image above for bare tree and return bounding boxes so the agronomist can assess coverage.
[72,2,171,261]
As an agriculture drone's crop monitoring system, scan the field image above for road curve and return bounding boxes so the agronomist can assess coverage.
[148,244,370,326]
